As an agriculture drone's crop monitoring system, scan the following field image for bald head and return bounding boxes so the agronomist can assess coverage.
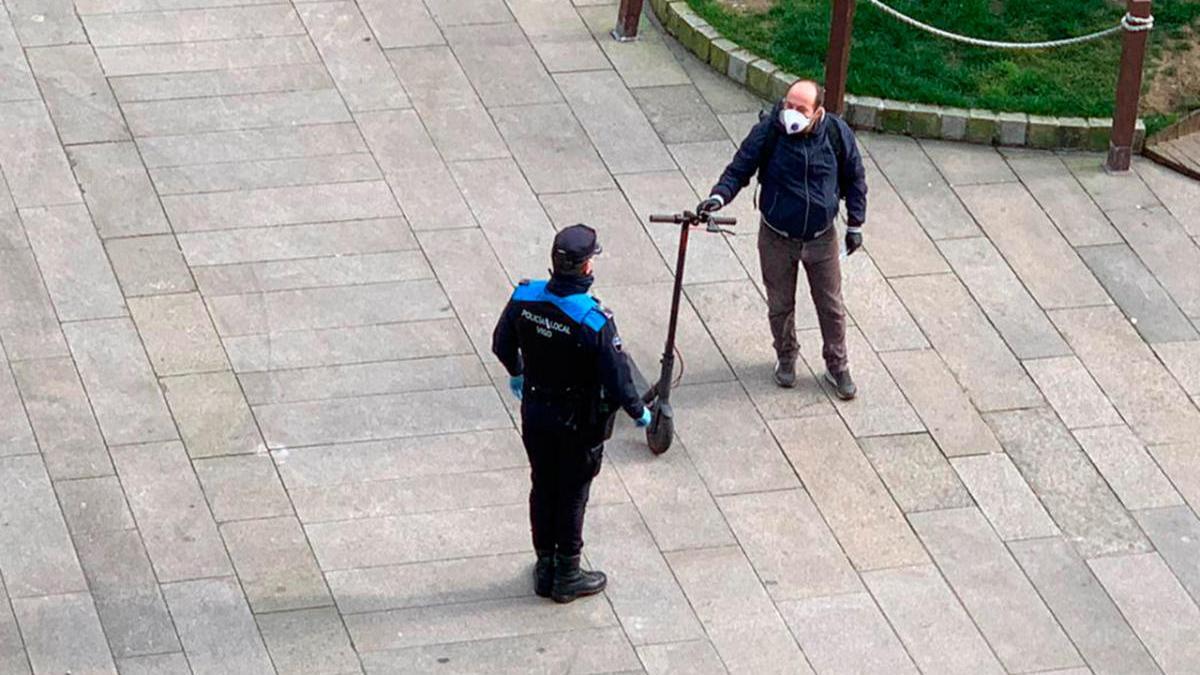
[785,79,824,117]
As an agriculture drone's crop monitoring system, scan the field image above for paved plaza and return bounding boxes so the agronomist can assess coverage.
[1,0,1200,672]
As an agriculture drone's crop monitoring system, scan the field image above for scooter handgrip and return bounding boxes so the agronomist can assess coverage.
[708,215,737,226]
[649,214,679,223]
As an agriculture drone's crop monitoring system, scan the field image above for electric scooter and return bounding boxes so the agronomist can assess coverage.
[640,209,737,454]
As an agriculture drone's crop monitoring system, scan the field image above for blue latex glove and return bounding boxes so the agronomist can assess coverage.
[508,375,524,400]
[635,407,653,428]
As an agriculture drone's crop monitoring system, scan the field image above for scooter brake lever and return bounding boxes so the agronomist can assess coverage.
[704,220,736,236]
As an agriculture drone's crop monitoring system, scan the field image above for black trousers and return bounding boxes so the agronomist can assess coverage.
[521,403,603,556]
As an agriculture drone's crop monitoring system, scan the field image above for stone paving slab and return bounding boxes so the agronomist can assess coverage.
[298,1,411,112]
[5,0,86,47]
[362,627,639,674]
[1051,305,1200,445]
[798,327,924,438]
[1004,152,1122,247]
[1153,340,1200,395]
[1024,355,1125,430]
[773,415,927,571]
[937,236,1071,359]
[717,489,860,602]
[112,441,232,582]
[108,63,334,103]
[55,476,135,535]
[10,357,111,479]
[26,45,129,145]
[892,273,1043,412]
[778,592,917,674]
[951,453,1059,541]
[909,507,1083,673]
[841,252,928,353]
[1008,537,1159,674]
[859,158,950,278]
[82,5,305,47]
[858,434,973,513]
[665,546,813,674]
[95,35,322,77]
[1089,553,1200,673]
[957,182,1109,310]
[556,70,677,174]
[1135,158,1200,236]
[257,607,361,675]
[194,454,292,523]
[2,3,1200,671]
[1105,206,1200,319]
[637,639,727,675]
[986,407,1150,557]
[20,204,127,322]
[1072,425,1182,511]
[920,139,1016,186]
[585,503,705,646]
[0,455,87,598]
[671,382,797,494]
[881,349,1002,457]
[12,592,115,675]
[864,133,981,240]
[863,564,1004,674]
[0,101,82,208]
[1148,443,1200,515]
[1135,506,1200,606]
[70,141,171,240]
[163,577,275,675]
[74,529,179,658]
[0,358,37,459]
[358,0,442,48]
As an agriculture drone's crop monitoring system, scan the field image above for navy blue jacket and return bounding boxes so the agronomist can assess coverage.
[711,103,868,240]
[492,274,644,431]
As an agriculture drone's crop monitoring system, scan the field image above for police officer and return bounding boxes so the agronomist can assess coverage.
[492,224,651,604]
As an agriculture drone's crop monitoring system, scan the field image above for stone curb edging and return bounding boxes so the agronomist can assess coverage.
[650,0,1146,151]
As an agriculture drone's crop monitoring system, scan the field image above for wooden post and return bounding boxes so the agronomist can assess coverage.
[1106,0,1152,172]
[824,0,857,114]
[612,0,646,42]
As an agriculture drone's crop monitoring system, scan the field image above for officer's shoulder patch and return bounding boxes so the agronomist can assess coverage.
[612,335,623,351]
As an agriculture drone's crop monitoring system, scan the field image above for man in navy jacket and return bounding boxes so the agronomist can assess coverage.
[700,79,867,399]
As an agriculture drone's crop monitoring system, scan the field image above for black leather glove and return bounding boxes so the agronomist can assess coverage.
[845,229,863,256]
[697,196,723,214]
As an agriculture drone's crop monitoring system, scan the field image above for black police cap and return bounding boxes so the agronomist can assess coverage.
[552,223,602,263]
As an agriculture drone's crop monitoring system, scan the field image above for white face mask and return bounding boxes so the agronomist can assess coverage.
[780,108,811,135]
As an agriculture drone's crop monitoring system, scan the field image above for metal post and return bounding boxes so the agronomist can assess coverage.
[824,0,857,115]
[612,0,646,42]
[1106,0,1152,172]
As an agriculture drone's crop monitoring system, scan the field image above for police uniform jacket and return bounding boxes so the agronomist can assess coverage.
[492,274,645,437]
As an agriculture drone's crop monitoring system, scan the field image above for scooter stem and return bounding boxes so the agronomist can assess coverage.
[656,219,691,404]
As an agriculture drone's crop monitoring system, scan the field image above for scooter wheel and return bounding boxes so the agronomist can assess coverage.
[646,409,673,455]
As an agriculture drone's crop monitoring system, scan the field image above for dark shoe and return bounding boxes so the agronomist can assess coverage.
[825,369,857,400]
[534,550,554,598]
[774,359,796,388]
[551,554,606,604]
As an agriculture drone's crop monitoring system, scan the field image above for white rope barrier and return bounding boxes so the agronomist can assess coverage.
[865,0,1153,49]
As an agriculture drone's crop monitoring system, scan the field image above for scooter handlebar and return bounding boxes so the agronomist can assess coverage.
[648,212,738,227]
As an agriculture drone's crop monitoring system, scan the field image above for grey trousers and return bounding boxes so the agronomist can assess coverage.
[757,222,848,374]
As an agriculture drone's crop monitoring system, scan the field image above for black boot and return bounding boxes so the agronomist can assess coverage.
[534,550,554,598]
[551,553,606,604]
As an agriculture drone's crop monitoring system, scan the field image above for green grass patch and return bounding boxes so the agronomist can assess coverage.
[687,0,1200,119]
